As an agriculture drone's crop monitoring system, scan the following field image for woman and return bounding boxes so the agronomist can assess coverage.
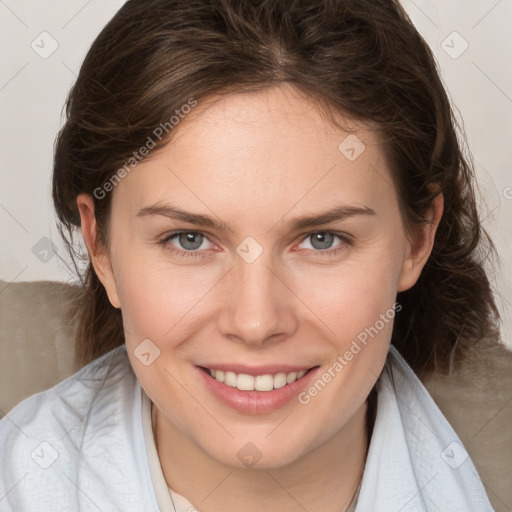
[0,0,500,510]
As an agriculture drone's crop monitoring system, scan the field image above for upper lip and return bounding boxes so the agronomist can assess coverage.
[198,364,317,376]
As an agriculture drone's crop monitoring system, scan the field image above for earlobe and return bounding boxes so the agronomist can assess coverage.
[76,193,121,309]
[397,193,444,292]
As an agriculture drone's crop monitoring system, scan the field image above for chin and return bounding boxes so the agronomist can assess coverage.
[199,432,317,470]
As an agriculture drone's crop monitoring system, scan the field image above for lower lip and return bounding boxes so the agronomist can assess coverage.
[196,366,319,415]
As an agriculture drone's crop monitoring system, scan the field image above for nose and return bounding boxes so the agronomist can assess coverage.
[216,255,298,347]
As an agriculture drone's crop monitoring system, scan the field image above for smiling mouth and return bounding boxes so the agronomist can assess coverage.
[201,367,317,392]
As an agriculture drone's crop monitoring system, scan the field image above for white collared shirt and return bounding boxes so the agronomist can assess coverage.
[0,345,494,511]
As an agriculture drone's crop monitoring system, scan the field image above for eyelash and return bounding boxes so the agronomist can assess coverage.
[158,230,352,259]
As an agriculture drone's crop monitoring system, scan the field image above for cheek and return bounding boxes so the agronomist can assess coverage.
[298,250,403,334]
[294,244,403,398]
[116,262,217,346]
[114,236,404,343]
[110,221,225,344]
[293,260,400,429]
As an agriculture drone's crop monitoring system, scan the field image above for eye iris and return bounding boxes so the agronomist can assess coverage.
[179,232,203,250]
[310,232,334,250]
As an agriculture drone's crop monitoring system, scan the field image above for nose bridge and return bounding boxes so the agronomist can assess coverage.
[217,251,296,345]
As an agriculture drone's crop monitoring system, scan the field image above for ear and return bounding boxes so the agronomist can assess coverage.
[77,193,121,309]
[397,193,444,292]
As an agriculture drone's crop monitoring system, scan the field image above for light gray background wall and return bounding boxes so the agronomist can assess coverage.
[1,0,511,346]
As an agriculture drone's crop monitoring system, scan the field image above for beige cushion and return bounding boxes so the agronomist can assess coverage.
[0,279,510,510]
[424,340,512,511]
[0,279,80,414]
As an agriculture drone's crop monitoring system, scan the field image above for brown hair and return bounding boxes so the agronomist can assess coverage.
[53,0,500,377]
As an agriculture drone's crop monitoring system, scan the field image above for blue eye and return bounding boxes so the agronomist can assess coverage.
[173,232,206,251]
[297,231,351,256]
[158,230,351,260]
[159,231,214,258]
[303,232,336,250]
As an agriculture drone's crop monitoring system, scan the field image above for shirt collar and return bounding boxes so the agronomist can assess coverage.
[140,345,494,512]
[355,345,494,511]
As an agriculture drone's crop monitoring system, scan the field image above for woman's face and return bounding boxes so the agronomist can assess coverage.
[81,84,437,469]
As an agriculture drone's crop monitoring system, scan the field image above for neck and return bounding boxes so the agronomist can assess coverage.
[154,403,369,512]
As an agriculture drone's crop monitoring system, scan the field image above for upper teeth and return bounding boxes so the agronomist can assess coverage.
[209,369,307,391]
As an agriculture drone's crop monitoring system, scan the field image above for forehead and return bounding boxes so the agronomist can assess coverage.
[113,84,398,223]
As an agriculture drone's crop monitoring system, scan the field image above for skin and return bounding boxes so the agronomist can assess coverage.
[78,83,443,512]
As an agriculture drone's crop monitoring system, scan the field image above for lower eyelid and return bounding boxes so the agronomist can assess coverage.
[159,231,350,255]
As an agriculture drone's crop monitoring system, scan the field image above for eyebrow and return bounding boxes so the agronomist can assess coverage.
[137,203,376,232]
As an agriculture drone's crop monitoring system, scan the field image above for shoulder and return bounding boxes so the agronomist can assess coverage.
[371,343,502,511]
[0,345,133,442]
[422,339,512,511]
[0,346,157,511]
